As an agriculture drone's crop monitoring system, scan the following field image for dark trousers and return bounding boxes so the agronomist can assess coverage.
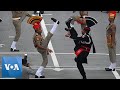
[76,60,86,78]
[75,51,88,79]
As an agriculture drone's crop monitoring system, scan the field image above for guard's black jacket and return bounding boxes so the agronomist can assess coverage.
[69,27,95,63]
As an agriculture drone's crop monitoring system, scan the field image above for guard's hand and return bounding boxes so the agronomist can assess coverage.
[47,48,53,53]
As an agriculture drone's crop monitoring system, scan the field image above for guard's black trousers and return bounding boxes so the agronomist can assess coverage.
[76,59,86,79]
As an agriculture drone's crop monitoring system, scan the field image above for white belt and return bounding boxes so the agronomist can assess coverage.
[12,17,21,20]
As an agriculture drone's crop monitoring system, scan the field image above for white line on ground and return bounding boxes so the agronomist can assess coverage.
[112,71,120,79]
[0,44,5,47]
[0,66,120,70]
[45,24,54,26]
[0,52,120,55]
[29,66,120,70]
[56,53,120,55]
[42,14,52,16]
[9,36,15,38]
[29,78,62,79]
[40,15,62,71]
[0,78,16,79]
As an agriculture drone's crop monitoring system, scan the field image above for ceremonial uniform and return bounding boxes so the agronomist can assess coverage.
[33,32,53,68]
[65,16,97,79]
[66,26,94,79]
[27,16,60,78]
[105,11,117,71]
[10,11,31,52]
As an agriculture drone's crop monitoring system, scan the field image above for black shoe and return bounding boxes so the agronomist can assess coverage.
[51,18,60,24]
[40,76,45,78]
[40,11,44,14]
[105,68,115,71]
[65,18,73,28]
[10,48,19,52]
[35,75,39,78]
[35,75,45,78]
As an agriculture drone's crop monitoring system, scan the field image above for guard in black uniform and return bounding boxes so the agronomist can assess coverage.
[65,19,96,79]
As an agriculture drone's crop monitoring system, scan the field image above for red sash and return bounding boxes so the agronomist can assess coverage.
[75,46,90,56]
[75,48,84,56]
[76,20,84,24]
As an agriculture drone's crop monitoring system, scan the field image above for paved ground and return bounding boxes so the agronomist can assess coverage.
[0,11,120,79]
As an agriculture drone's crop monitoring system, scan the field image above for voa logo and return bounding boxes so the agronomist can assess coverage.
[4,64,19,70]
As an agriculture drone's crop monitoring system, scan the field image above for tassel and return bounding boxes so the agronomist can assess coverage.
[92,43,96,53]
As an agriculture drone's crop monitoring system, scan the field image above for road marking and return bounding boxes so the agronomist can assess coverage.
[0,78,15,79]
[29,78,62,79]
[112,70,120,79]
[0,78,16,79]
[42,14,52,16]
[9,36,15,38]
[40,15,62,71]
[0,44,5,47]
[0,66,120,70]
[45,24,54,26]
[55,53,120,55]
[0,52,120,56]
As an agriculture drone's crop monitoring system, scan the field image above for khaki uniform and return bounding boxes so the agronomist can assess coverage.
[106,23,116,63]
[33,32,53,67]
[12,11,30,41]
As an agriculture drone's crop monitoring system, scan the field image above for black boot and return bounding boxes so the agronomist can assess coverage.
[51,18,60,24]
[40,76,45,78]
[65,18,73,28]
[10,48,19,52]
[35,75,45,78]
[40,11,44,14]
[35,75,39,78]
[105,68,115,71]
